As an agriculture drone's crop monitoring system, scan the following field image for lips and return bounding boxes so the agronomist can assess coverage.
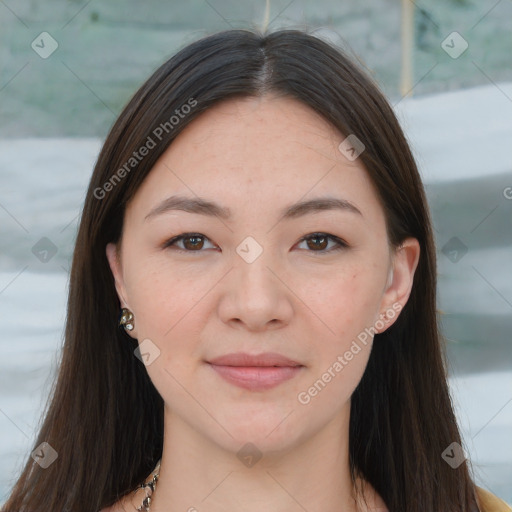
[208,352,302,367]
[207,352,304,391]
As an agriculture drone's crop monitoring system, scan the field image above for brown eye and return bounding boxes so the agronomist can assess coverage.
[163,233,215,252]
[306,234,329,251]
[182,235,205,250]
[297,233,347,253]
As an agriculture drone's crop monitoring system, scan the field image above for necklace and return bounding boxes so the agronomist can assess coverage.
[135,459,161,511]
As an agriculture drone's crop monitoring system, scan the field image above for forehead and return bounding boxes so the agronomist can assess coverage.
[168,95,344,175]
[125,96,385,228]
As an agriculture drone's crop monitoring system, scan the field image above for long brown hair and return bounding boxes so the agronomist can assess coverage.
[2,29,480,512]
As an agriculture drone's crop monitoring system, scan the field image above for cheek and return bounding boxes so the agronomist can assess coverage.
[297,260,385,401]
[124,264,208,398]
[121,252,204,351]
[304,259,385,345]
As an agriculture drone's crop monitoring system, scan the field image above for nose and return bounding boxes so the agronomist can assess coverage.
[217,250,294,332]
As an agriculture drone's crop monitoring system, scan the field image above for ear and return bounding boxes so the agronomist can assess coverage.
[106,242,130,309]
[375,237,420,333]
[106,243,138,338]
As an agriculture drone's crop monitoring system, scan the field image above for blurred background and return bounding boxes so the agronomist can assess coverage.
[1,0,511,504]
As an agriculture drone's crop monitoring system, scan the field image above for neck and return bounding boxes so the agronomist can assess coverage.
[147,406,383,512]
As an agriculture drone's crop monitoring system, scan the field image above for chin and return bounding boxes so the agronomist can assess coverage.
[209,406,304,455]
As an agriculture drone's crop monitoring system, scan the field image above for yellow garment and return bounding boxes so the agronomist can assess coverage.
[476,486,512,512]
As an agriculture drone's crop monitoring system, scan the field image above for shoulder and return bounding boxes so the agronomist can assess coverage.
[476,486,512,512]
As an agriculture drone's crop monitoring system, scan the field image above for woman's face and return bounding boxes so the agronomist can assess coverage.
[107,96,419,455]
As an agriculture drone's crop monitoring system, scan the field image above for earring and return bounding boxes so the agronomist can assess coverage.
[119,308,134,331]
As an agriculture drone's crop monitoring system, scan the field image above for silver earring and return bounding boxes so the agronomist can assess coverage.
[119,308,134,331]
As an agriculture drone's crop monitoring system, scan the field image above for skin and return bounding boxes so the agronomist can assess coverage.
[105,95,420,512]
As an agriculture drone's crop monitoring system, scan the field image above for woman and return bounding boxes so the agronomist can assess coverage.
[2,29,510,512]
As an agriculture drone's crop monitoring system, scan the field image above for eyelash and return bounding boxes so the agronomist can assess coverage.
[162,232,348,255]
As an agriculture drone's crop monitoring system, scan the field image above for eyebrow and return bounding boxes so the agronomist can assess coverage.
[144,194,363,222]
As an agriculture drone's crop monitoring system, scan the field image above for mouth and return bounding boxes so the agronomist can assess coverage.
[206,352,305,391]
